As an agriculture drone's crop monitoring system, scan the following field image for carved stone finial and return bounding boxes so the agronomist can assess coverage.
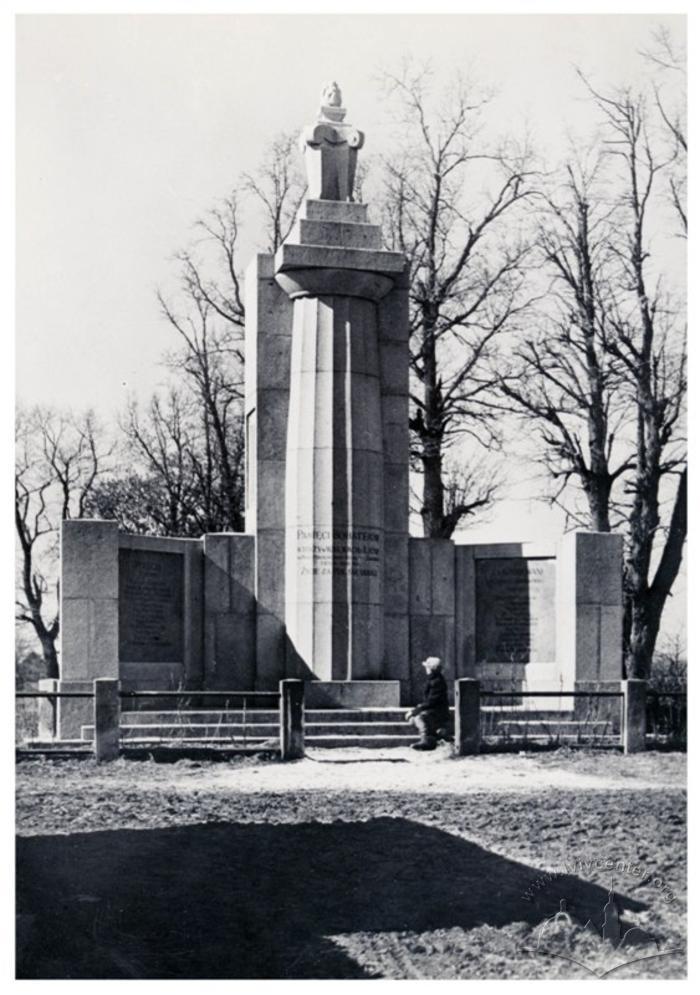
[321,81,343,111]
[300,83,364,202]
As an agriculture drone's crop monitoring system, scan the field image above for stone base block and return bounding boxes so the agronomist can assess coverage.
[55,680,94,741]
[304,680,400,709]
[574,680,623,732]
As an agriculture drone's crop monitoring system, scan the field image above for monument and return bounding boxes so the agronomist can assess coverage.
[278,84,404,685]
[48,85,624,736]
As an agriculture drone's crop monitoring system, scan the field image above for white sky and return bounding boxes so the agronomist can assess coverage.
[15,12,687,640]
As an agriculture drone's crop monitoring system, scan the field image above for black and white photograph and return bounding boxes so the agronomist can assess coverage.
[12,4,689,983]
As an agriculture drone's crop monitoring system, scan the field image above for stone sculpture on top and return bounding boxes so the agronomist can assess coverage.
[300,81,364,202]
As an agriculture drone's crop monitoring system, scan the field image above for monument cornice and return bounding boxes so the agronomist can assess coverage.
[275,266,395,302]
[274,243,405,301]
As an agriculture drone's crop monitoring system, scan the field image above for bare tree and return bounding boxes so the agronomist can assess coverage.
[641,25,687,234]
[123,391,199,536]
[156,184,248,535]
[583,76,687,679]
[157,277,245,533]
[441,459,501,538]
[84,472,182,538]
[499,70,686,679]
[175,193,247,332]
[379,65,534,538]
[87,389,245,537]
[242,130,307,252]
[15,406,110,676]
[151,131,306,533]
[498,154,633,532]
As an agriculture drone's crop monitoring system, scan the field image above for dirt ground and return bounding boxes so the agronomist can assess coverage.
[16,747,686,979]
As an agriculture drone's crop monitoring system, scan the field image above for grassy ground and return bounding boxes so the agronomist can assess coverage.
[16,748,686,979]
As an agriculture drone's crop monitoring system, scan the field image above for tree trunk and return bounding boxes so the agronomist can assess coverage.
[579,191,613,535]
[417,311,449,538]
[585,475,612,533]
[37,631,59,680]
[421,444,445,538]
[625,468,686,678]
[625,589,655,680]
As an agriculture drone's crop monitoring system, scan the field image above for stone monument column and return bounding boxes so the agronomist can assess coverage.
[275,84,406,681]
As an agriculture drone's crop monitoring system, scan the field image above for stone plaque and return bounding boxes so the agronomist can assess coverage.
[475,557,555,663]
[119,549,184,662]
[294,526,381,579]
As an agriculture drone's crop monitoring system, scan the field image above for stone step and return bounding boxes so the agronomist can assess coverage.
[81,724,277,742]
[306,735,417,748]
[81,709,617,747]
[489,720,617,736]
[305,722,411,735]
[26,739,90,749]
[81,725,275,743]
[121,736,275,746]
[481,708,590,719]
[482,734,620,744]
[119,710,280,725]
[491,719,612,732]
[118,708,410,724]
[82,719,415,742]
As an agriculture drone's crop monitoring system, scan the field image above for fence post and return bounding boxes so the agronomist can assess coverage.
[280,679,304,759]
[94,678,120,763]
[455,678,480,755]
[622,679,647,754]
[37,679,58,741]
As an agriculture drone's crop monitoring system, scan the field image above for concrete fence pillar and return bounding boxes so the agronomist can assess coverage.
[280,679,304,760]
[622,679,647,754]
[94,678,120,763]
[455,678,480,755]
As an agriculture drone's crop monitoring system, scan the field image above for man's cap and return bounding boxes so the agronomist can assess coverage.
[421,656,442,670]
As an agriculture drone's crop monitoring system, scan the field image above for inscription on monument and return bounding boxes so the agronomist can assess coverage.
[475,557,555,663]
[295,527,380,578]
[119,549,184,662]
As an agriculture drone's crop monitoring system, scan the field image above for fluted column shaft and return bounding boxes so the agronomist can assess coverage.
[285,294,384,680]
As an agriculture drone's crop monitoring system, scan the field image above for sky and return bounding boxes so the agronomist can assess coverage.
[15,12,687,641]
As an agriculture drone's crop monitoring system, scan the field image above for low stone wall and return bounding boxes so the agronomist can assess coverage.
[406,532,623,709]
[56,520,623,736]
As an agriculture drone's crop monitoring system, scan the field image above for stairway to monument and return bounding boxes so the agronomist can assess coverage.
[80,708,419,749]
[304,709,417,748]
[79,706,619,749]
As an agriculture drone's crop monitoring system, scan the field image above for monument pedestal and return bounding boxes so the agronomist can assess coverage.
[304,680,400,709]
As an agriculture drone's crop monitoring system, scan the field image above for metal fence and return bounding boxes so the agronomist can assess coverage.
[15,680,305,762]
[117,689,280,750]
[16,677,686,760]
[646,690,687,749]
[454,679,685,755]
[479,689,623,751]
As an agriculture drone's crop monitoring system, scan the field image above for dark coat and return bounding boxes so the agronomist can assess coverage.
[417,670,449,723]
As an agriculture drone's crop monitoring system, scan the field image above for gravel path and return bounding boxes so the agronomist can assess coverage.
[16,746,686,818]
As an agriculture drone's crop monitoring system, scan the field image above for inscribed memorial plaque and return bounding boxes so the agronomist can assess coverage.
[475,557,555,663]
[295,526,381,579]
[119,549,184,662]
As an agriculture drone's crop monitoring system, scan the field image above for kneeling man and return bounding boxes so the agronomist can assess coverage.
[406,656,450,751]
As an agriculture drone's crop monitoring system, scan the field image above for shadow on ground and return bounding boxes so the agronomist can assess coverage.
[17,817,645,979]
